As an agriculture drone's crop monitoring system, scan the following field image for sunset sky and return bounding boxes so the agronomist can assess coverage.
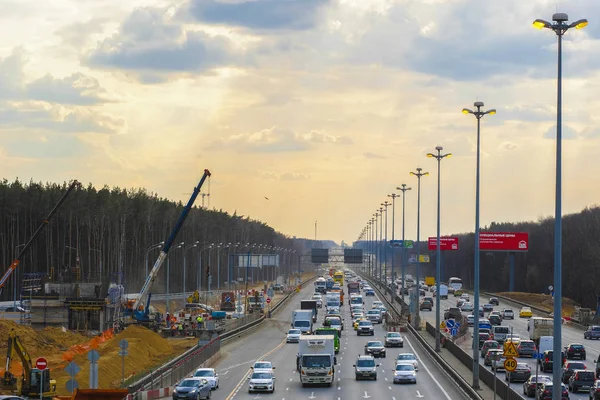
[1,0,599,244]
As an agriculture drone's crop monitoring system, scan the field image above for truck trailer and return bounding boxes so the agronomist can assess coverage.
[292,309,314,334]
[296,335,336,387]
[301,300,318,323]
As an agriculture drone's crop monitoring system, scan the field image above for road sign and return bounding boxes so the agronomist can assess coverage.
[64,361,80,377]
[445,319,455,329]
[266,298,271,304]
[36,358,47,370]
[503,342,519,358]
[118,349,129,356]
[87,350,99,363]
[450,328,458,336]
[504,358,517,372]
[427,237,459,251]
[65,379,79,392]
[225,296,231,302]
[389,240,414,248]
[119,339,129,350]
[533,353,544,360]
[480,232,529,252]
[439,321,446,329]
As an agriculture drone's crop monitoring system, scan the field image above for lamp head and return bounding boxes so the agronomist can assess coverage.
[426,153,434,158]
[552,12,568,23]
[435,145,443,151]
[462,108,473,114]
[486,109,497,115]
[570,19,588,29]
[417,167,422,172]
[474,101,484,107]
[533,19,552,29]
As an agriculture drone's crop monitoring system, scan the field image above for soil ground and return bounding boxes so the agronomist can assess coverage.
[496,291,578,317]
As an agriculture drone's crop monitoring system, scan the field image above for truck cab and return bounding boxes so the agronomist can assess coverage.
[297,335,337,387]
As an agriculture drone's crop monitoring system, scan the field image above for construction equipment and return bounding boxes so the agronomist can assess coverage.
[2,329,57,399]
[131,170,211,324]
[0,179,79,296]
[187,290,200,304]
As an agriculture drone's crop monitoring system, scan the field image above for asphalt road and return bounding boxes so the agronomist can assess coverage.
[406,285,598,399]
[164,280,469,399]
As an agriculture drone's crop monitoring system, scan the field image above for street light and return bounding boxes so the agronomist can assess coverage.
[14,244,26,310]
[388,193,401,303]
[427,146,452,352]
[183,241,199,306]
[410,167,428,329]
[378,207,384,286]
[145,241,164,277]
[533,13,587,398]
[167,242,184,313]
[373,212,379,281]
[396,184,411,303]
[462,100,495,389]
[381,201,391,289]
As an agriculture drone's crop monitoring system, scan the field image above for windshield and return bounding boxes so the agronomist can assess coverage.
[294,321,310,327]
[568,362,585,370]
[179,379,201,387]
[356,359,375,367]
[367,342,383,347]
[301,355,331,368]
[254,362,271,369]
[251,372,273,380]
[397,354,416,360]
[520,342,535,348]
[194,370,214,377]
[395,364,414,371]
[577,372,594,380]
[358,321,371,326]
[387,333,400,338]
[315,330,338,338]
[288,329,301,334]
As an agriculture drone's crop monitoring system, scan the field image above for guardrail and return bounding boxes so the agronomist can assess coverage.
[355,272,482,400]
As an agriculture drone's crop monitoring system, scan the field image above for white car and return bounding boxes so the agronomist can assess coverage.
[396,353,419,371]
[286,329,302,343]
[501,309,514,319]
[393,363,417,384]
[193,368,219,389]
[366,310,382,324]
[373,301,384,308]
[251,360,275,372]
[248,370,276,393]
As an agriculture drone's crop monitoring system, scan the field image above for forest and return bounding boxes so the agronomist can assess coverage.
[0,179,305,301]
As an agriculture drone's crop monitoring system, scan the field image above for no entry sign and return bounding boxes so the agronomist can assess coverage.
[36,357,47,370]
[266,298,271,304]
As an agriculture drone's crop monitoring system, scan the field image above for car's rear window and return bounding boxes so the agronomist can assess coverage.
[577,371,594,380]
[570,344,584,349]
[593,327,600,331]
[494,327,509,333]
[567,362,585,370]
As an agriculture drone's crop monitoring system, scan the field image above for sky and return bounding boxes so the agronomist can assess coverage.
[1,0,600,245]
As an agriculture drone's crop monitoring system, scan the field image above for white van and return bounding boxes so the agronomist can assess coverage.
[491,326,510,342]
[538,336,553,354]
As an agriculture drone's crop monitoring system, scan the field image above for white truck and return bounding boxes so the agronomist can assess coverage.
[528,317,554,345]
[438,284,448,300]
[292,309,314,334]
[314,278,327,294]
[325,293,341,308]
[296,335,336,387]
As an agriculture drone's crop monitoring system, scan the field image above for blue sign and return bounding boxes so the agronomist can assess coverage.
[389,240,414,249]
[450,328,458,336]
[533,353,544,360]
[225,296,231,302]
[445,319,456,329]
[64,361,80,377]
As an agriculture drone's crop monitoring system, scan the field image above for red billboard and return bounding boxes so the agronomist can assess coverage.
[428,237,459,251]
[479,232,529,252]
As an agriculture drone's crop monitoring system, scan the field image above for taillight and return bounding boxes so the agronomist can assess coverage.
[545,357,549,362]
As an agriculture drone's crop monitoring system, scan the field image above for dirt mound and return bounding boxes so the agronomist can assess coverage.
[496,292,578,316]
[52,325,174,393]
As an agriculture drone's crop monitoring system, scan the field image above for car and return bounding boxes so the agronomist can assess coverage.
[488,314,502,326]
[393,363,417,384]
[480,340,501,358]
[384,332,404,348]
[517,340,537,358]
[364,341,386,358]
[353,317,365,330]
[460,293,470,301]
[327,307,341,315]
[478,318,492,329]
[489,297,499,306]
[561,361,586,383]
[423,297,434,305]
[484,349,503,367]
[373,301,384,308]
[173,377,212,399]
[501,309,514,319]
[357,320,375,336]
[467,315,475,326]
[247,371,275,393]
[506,363,531,383]
[478,333,491,349]
[366,309,383,324]
[286,328,302,343]
[193,368,219,390]
[489,310,502,320]
[536,382,569,400]
[453,289,463,297]
[251,361,275,372]
[444,307,462,320]
[353,355,379,380]
[539,350,566,373]
[365,288,375,296]
[396,353,418,371]
[523,375,552,397]
[564,343,586,360]
[568,369,594,393]
[584,325,600,340]
[519,307,533,318]
[461,302,474,312]
[374,306,388,316]
[505,334,521,346]
[483,303,494,312]
[588,379,600,399]
[420,300,432,311]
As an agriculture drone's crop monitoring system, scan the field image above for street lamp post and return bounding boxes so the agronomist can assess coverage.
[198,244,214,291]
[533,14,587,399]
[145,241,164,277]
[427,146,452,352]
[184,241,199,306]
[378,207,384,287]
[388,193,400,303]
[14,244,26,309]
[410,168,428,329]
[381,201,391,289]
[396,184,411,303]
[374,213,379,281]
[462,101,496,389]
[167,242,184,313]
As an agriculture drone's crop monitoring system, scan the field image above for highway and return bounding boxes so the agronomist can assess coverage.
[163,279,470,399]
[407,285,598,399]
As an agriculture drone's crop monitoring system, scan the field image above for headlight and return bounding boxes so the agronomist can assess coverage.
[173,388,178,393]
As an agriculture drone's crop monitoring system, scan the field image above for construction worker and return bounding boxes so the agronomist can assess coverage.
[178,323,183,336]
[166,312,170,328]
[197,315,204,329]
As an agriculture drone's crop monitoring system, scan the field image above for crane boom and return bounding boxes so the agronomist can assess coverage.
[0,180,79,296]
[133,169,211,314]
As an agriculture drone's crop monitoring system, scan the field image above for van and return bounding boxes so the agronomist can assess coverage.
[491,326,510,342]
[538,336,553,354]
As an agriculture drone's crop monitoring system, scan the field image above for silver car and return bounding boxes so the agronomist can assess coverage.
[354,355,379,380]
[393,363,417,384]
[247,371,276,393]
[286,329,302,343]
[384,332,404,348]
[366,309,382,324]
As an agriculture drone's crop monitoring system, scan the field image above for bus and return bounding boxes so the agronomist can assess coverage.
[333,271,344,286]
[448,277,463,291]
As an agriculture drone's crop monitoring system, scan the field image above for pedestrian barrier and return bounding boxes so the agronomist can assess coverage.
[125,387,170,400]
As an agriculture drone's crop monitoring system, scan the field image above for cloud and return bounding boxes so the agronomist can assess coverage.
[543,124,578,140]
[208,126,350,153]
[188,0,331,31]
[363,152,385,159]
[259,170,310,180]
[86,7,249,78]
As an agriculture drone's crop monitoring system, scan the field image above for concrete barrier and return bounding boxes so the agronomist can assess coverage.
[125,387,170,400]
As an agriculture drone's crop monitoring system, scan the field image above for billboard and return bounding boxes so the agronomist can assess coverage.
[344,249,363,264]
[428,237,459,251]
[311,249,329,264]
[237,254,280,268]
[479,232,529,252]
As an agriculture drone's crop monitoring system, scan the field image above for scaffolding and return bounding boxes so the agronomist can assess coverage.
[65,299,107,333]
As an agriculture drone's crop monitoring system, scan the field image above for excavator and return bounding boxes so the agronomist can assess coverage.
[2,329,57,399]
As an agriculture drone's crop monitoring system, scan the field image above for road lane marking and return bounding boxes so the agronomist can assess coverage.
[219,359,256,372]
[405,338,452,400]
[362,391,371,399]
[388,386,392,390]
[225,338,287,400]
[416,390,424,398]
[308,392,316,399]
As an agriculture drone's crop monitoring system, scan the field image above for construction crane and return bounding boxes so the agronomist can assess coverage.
[2,329,57,398]
[0,180,79,297]
[132,169,211,323]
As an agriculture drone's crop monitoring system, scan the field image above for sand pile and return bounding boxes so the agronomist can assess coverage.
[496,292,578,316]
[52,325,173,393]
